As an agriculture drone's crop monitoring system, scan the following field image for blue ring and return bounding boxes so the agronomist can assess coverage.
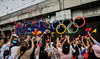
[51,19,61,30]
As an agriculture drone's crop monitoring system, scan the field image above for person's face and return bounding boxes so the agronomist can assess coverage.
[7,36,10,39]
[1,32,4,36]
[41,17,42,20]
[1,32,5,38]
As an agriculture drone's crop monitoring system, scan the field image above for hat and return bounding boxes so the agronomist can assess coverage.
[92,45,100,58]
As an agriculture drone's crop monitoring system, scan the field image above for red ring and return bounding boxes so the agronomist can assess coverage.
[73,16,85,27]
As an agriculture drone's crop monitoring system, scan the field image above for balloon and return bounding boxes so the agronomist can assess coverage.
[9,20,11,23]
[85,28,89,31]
[47,36,49,39]
[60,35,62,38]
[48,16,50,18]
[65,35,67,38]
[78,35,81,38]
[92,29,97,33]
[89,28,92,32]
[37,31,42,34]
[14,21,16,24]
[51,32,54,35]
[73,38,74,41]
[32,32,35,35]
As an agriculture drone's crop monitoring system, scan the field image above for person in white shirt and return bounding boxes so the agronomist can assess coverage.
[0,32,13,59]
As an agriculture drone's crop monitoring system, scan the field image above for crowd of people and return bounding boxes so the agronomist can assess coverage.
[0,28,100,59]
[15,18,50,35]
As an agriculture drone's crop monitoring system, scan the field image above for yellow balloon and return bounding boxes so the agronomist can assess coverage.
[92,29,97,33]
[65,35,67,38]
[60,35,62,38]
[78,35,81,38]
[32,32,35,35]
[47,36,49,39]
[51,32,54,35]
[36,31,42,35]
[38,31,42,34]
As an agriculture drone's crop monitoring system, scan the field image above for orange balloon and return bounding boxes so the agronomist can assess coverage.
[32,32,35,35]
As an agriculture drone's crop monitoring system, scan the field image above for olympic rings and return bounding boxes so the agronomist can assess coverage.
[73,16,85,27]
[56,24,66,34]
[62,19,72,24]
[52,16,85,34]
[62,19,72,28]
[67,22,79,33]
[51,19,61,30]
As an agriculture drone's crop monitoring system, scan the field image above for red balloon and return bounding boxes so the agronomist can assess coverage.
[9,20,11,23]
[89,28,92,32]
[14,21,16,24]
[73,38,74,41]
[16,24,18,28]
[85,28,89,31]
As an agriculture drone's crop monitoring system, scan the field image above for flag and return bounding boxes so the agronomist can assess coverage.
[81,48,86,56]
[89,28,91,32]
[85,28,89,31]
[92,29,97,33]
[81,48,88,59]
[73,38,74,42]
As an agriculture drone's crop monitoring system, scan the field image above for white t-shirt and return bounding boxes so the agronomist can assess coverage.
[10,46,19,59]
[36,55,39,59]
[78,46,88,58]
[0,42,10,59]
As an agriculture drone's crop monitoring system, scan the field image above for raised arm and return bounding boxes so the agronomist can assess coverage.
[85,36,90,47]
[35,46,40,56]
[27,38,34,54]
[66,35,70,44]
[0,39,4,48]
[89,34,95,41]
[17,36,20,43]
[62,38,67,45]
[88,38,94,46]
[89,33,100,46]
[56,37,59,49]
[82,36,86,48]
[39,32,45,41]
[31,38,34,48]
[9,32,13,43]
[50,37,51,45]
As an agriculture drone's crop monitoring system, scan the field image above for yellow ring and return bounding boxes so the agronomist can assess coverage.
[56,24,66,34]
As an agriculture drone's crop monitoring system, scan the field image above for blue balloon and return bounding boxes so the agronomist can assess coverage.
[48,16,50,18]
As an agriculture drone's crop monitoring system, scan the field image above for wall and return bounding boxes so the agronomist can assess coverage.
[0,0,45,17]
[72,7,100,19]
[0,0,59,25]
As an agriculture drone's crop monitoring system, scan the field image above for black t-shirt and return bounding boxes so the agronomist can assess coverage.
[88,51,100,59]
[30,46,37,59]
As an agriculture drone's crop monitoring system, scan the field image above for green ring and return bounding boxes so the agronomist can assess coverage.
[67,22,79,33]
